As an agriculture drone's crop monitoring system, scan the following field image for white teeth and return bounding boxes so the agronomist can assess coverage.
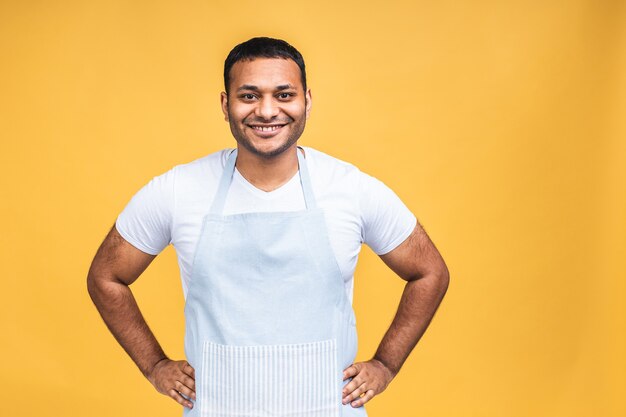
[252,125,281,132]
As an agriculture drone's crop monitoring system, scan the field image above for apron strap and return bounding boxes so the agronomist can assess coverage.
[209,147,317,215]
[296,146,318,209]
[209,148,238,215]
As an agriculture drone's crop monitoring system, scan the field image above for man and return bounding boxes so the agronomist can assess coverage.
[87,37,449,416]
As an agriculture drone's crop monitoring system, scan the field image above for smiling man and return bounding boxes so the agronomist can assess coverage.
[87,37,449,417]
[223,58,309,159]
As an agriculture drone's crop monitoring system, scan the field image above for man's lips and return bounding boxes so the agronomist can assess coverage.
[247,123,287,132]
[246,123,288,137]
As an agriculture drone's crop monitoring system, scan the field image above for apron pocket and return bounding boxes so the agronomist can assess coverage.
[199,339,340,417]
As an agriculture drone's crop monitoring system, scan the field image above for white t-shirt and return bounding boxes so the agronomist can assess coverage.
[116,146,417,304]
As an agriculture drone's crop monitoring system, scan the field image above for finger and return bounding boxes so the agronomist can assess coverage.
[169,388,194,409]
[178,374,196,394]
[175,380,196,401]
[182,362,195,379]
[343,364,359,380]
[342,382,367,405]
[342,376,363,400]
[351,389,375,408]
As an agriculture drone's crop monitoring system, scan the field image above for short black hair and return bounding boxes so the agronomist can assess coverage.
[224,37,307,95]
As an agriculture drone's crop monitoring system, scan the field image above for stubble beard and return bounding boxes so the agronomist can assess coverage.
[228,110,307,159]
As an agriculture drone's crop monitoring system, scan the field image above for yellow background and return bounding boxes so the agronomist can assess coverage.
[1,1,625,416]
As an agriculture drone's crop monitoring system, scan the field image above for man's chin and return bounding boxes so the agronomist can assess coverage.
[238,138,298,159]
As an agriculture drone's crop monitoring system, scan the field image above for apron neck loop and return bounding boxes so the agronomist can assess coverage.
[209,148,237,215]
[209,146,317,215]
[296,146,317,209]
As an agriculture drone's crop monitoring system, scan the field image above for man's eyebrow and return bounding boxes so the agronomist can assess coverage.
[236,84,296,92]
[237,84,259,92]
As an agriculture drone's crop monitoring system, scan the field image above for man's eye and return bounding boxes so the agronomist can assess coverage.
[278,93,293,99]
[241,94,256,100]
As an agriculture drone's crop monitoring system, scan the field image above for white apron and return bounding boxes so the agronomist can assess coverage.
[183,147,366,417]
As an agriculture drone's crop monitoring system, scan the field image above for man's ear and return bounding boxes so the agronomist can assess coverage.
[220,92,229,121]
[305,88,312,119]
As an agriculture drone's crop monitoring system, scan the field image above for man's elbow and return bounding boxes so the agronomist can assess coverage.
[433,262,450,297]
[86,270,106,304]
[86,268,125,306]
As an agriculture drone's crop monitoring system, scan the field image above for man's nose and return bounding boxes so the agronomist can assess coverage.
[255,96,280,120]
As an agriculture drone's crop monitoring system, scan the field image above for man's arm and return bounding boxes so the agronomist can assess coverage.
[87,224,196,409]
[342,220,450,408]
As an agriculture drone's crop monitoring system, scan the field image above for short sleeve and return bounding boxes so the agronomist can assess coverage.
[359,172,417,255]
[115,168,175,255]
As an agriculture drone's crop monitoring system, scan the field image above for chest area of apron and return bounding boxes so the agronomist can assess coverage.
[188,208,347,345]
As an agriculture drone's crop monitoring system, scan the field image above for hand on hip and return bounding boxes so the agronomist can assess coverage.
[342,359,395,408]
[147,359,196,409]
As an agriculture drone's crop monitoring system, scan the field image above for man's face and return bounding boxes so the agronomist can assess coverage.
[221,58,312,159]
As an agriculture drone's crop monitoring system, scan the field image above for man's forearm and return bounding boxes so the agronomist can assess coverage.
[87,276,167,378]
[372,272,449,376]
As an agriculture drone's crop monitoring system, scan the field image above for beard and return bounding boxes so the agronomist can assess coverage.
[227,111,307,159]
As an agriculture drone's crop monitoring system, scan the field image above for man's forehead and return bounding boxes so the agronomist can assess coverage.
[229,58,303,90]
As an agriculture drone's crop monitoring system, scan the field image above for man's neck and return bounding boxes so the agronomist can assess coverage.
[235,144,302,192]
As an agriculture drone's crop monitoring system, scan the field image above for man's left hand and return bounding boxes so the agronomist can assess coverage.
[342,359,395,407]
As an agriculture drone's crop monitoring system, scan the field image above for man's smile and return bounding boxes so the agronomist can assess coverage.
[246,122,289,137]
[248,124,286,131]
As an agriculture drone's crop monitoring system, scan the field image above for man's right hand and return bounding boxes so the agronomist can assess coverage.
[147,358,196,409]
[88,227,197,409]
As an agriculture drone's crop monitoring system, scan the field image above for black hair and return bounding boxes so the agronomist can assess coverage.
[223,37,307,95]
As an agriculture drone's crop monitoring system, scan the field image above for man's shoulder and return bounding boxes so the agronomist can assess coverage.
[176,148,232,173]
[158,148,232,184]
[303,146,397,197]
[302,146,361,177]
[131,148,232,200]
